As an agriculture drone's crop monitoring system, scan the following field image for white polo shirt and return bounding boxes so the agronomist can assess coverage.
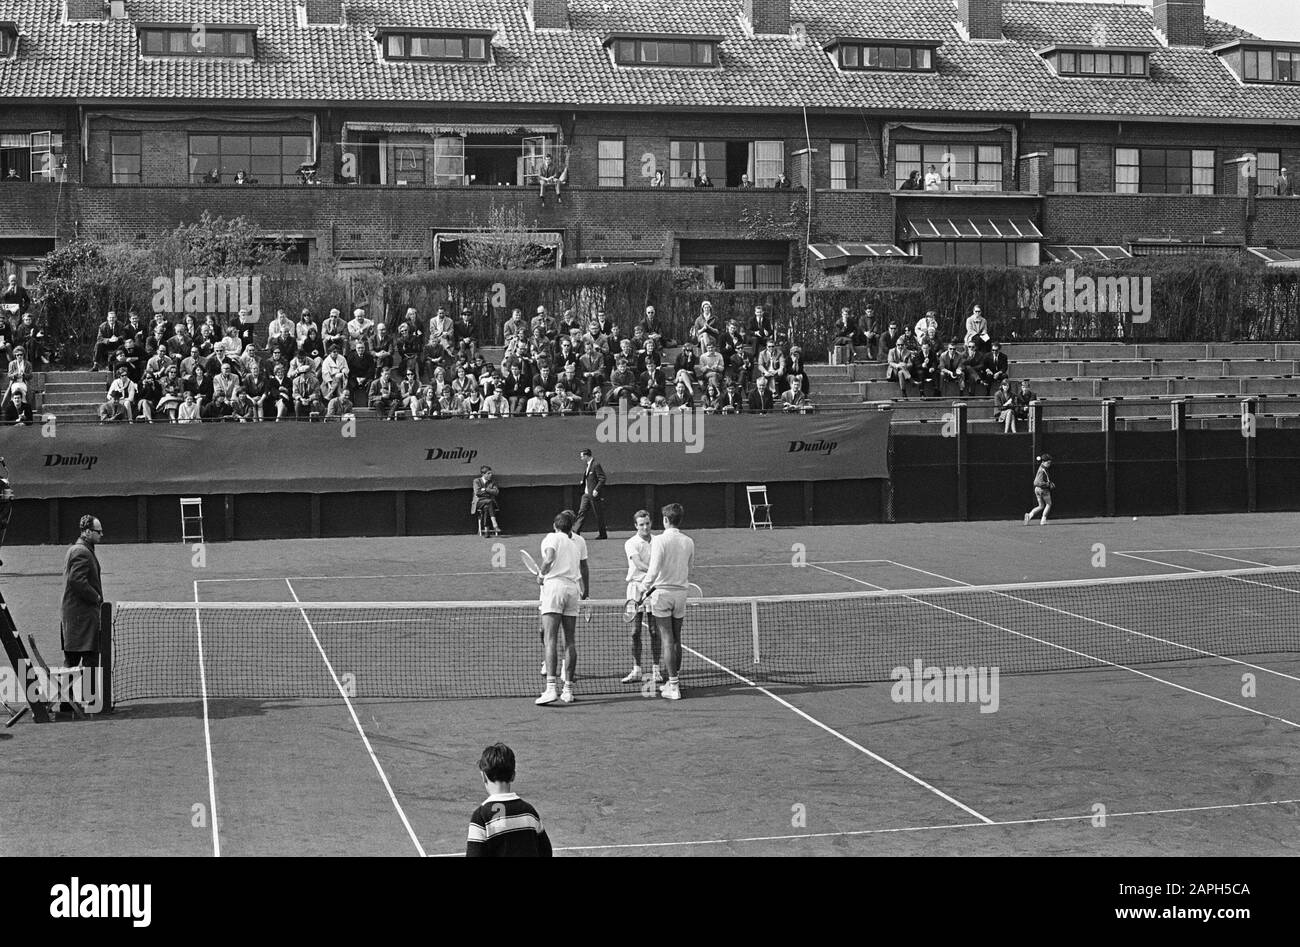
[541,530,586,585]
[624,534,652,583]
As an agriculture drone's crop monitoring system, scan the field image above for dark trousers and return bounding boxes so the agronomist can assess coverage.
[574,492,607,538]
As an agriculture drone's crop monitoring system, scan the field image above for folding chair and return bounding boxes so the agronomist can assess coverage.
[180,497,204,544]
[746,485,773,530]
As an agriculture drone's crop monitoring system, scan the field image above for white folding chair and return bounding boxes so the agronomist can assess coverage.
[746,485,773,530]
[180,497,204,544]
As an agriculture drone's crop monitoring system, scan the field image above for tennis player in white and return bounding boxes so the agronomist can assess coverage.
[638,502,694,700]
[622,509,662,685]
[536,510,589,705]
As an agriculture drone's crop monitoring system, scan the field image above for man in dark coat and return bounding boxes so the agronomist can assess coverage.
[61,514,104,675]
[573,448,608,539]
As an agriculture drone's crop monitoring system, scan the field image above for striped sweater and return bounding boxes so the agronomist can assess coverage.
[466,793,552,857]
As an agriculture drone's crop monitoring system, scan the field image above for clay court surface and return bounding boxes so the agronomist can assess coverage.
[1,512,1297,857]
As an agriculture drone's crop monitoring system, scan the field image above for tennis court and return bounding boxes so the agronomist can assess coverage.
[2,513,1298,857]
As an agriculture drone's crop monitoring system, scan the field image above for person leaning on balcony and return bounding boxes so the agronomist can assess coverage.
[924,165,943,191]
[538,155,564,204]
[774,173,791,189]
[739,174,755,188]
[900,170,923,191]
[694,171,714,187]
[1277,167,1293,197]
[650,170,667,188]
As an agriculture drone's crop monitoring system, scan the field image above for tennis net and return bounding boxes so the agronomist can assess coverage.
[111,565,1300,702]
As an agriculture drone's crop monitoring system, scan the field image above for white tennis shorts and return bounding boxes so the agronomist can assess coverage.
[539,579,580,617]
[626,582,647,613]
[649,588,688,619]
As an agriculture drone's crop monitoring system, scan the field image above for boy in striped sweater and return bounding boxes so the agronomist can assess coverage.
[466,743,552,857]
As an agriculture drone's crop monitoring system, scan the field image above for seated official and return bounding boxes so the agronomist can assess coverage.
[471,465,502,534]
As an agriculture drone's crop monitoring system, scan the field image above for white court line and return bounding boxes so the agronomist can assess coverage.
[193,580,221,858]
[423,797,1300,855]
[285,579,427,857]
[195,561,891,585]
[1113,552,1201,572]
[1190,550,1271,567]
[814,564,1300,730]
[883,560,973,587]
[1120,543,1300,554]
[681,642,994,825]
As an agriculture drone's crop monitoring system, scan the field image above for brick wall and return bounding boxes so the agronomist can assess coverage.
[530,0,569,30]
[745,0,791,35]
[0,184,68,237]
[303,0,344,24]
[811,191,897,241]
[1153,0,1204,47]
[1250,198,1300,246]
[1042,194,1245,244]
[958,0,1003,40]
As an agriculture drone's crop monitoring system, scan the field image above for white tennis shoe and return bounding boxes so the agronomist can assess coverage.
[535,685,559,706]
[621,666,642,683]
[660,682,681,701]
[560,684,576,703]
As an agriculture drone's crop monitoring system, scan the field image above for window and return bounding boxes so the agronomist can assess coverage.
[111,134,142,184]
[141,27,256,58]
[0,26,15,58]
[894,143,1002,189]
[382,32,489,62]
[598,139,625,187]
[914,242,1039,266]
[1114,148,1215,194]
[1242,48,1300,84]
[433,136,465,186]
[611,38,717,67]
[734,264,784,290]
[670,140,724,186]
[830,141,857,189]
[188,134,313,185]
[1051,48,1148,77]
[752,140,784,187]
[393,146,426,185]
[1053,146,1078,193]
[1257,151,1281,194]
[837,43,934,72]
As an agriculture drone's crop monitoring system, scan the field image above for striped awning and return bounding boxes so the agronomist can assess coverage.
[343,122,558,137]
[1247,247,1300,267]
[808,242,912,262]
[1045,245,1133,262]
[905,217,1043,240]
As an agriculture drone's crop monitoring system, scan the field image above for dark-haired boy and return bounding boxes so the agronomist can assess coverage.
[466,743,552,857]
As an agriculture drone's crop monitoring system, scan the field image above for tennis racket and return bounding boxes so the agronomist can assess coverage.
[520,549,541,581]
[623,585,655,623]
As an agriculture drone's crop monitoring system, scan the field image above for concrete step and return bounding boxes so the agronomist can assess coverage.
[42,391,108,406]
[40,370,109,385]
[1224,361,1299,376]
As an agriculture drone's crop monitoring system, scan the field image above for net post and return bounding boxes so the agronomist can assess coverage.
[877,402,895,523]
[1242,397,1257,513]
[750,599,760,665]
[1172,399,1187,515]
[1102,398,1117,517]
[97,601,113,714]
[953,401,968,521]
[1029,399,1043,460]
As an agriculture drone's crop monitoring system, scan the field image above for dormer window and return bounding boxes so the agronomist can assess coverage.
[1040,45,1149,78]
[1212,41,1300,84]
[140,26,257,58]
[380,29,493,63]
[826,39,940,72]
[0,22,17,58]
[605,34,721,68]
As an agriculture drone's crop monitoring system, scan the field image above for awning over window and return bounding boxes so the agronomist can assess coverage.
[1045,245,1133,262]
[808,242,913,262]
[435,231,562,247]
[343,122,558,137]
[1247,247,1300,267]
[905,217,1043,240]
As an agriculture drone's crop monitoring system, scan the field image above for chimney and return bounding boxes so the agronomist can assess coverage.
[303,0,344,25]
[958,0,1002,41]
[744,0,790,36]
[1153,0,1204,48]
[109,0,126,18]
[64,0,106,20]
[529,0,568,31]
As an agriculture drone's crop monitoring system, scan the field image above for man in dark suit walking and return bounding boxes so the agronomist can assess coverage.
[61,514,104,710]
[574,448,608,539]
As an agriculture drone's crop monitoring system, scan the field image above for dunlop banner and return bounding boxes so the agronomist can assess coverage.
[0,409,889,499]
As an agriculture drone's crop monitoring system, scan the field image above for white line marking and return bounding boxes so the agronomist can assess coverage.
[285,579,427,857]
[681,642,994,825]
[1190,550,1271,567]
[1120,544,1300,554]
[884,560,974,587]
[808,563,888,591]
[424,797,1300,855]
[1113,552,1201,572]
[848,564,1300,728]
[193,580,220,858]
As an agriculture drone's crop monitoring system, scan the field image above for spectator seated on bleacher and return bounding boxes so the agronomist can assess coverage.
[913,311,938,350]
[368,366,400,420]
[939,339,963,398]
[959,341,992,396]
[6,345,33,385]
[98,389,130,423]
[785,346,811,399]
[994,378,1017,433]
[720,378,746,414]
[988,340,1009,386]
[781,375,814,414]
[748,375,776,414]
[965,306,991,353]
[915,340,939,397]
[830,307,859,366]
[2,387,32,425]
[202,391,235,422]
[1014,379,1037,425]
[92,311,125,371]
[887,337,914,397]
